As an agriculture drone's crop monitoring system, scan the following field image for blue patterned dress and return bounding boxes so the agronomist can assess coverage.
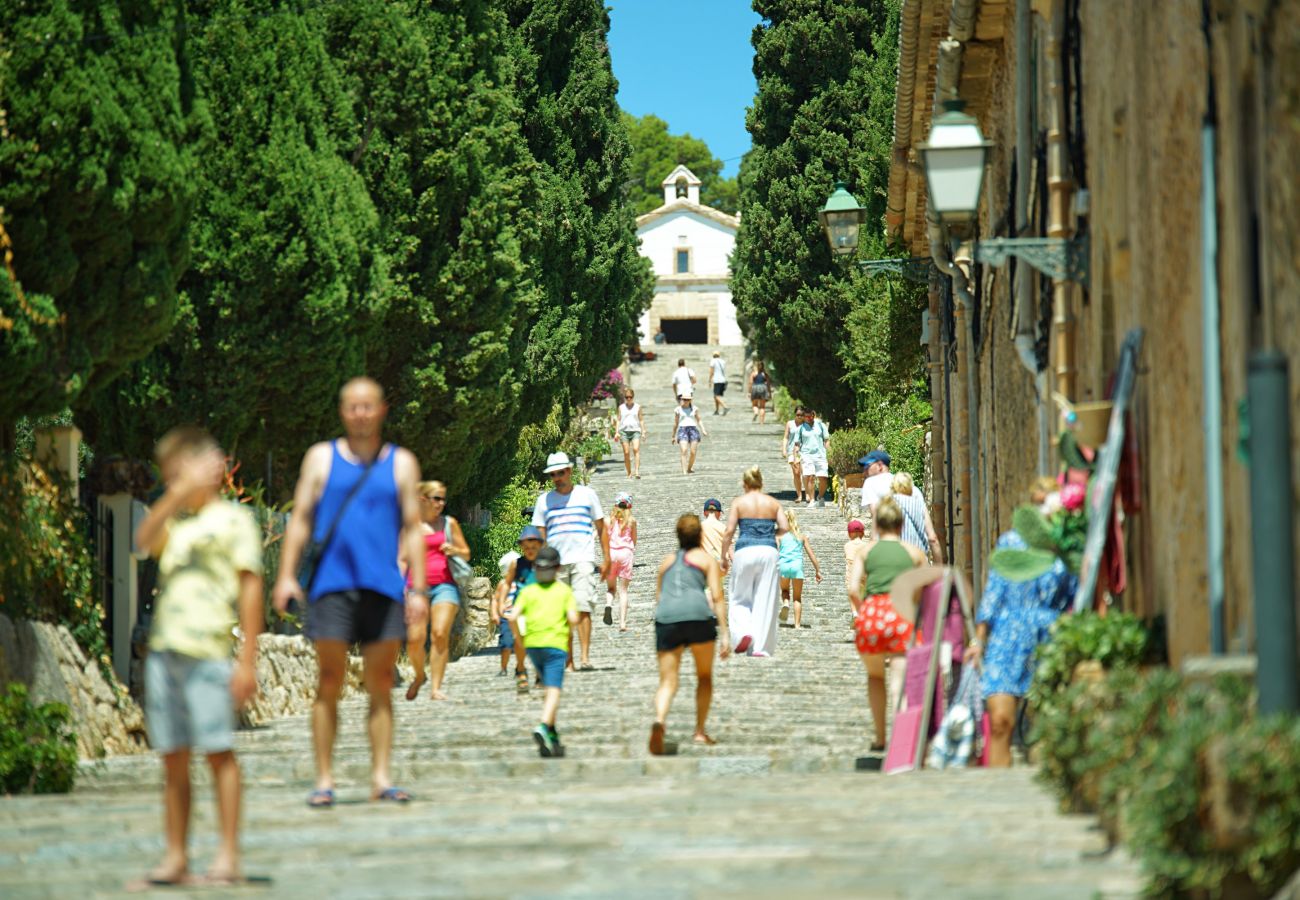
[977,531,1077,698]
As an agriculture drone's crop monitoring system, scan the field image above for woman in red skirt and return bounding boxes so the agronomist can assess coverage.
[848,498,927,751]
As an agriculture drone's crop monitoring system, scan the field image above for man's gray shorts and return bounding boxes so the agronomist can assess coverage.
[145,650,235,755]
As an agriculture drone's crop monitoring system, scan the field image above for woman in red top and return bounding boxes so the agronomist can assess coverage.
[400,480,471,701]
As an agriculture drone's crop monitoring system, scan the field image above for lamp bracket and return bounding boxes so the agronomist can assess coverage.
[857,256,936,284]
[972,234,1089,286]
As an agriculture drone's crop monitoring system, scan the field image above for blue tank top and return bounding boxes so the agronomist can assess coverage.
[655,551,713,624]
[309,442,405,603]
[735,517,777,550]
[778,532,804,569]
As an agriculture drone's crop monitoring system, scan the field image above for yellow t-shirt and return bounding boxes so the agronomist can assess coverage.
[701,517,727,561]
[513,581,576,651]
[150,500,263,660]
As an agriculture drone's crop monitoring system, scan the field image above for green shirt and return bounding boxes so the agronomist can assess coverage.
[863,540,915,596]
[514,581,576,651]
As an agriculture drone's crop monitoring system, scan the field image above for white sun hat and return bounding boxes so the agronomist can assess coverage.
[543,451,574,474]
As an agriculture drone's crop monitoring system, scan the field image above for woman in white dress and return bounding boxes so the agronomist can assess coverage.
[615,388,646,479]
[720,466,790,657]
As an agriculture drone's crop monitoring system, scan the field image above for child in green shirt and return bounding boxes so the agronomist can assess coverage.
[506,546,577,757]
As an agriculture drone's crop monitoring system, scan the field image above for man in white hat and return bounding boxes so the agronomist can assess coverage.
[532,452,613,670]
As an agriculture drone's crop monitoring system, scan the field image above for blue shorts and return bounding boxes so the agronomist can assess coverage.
[428,582,460,606]
[144,651,234,755]
[677,426,701,444]
[498,619,515,650]
[527,647,568,689]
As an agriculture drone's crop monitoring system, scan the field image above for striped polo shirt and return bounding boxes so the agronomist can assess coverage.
[531,485,605,565]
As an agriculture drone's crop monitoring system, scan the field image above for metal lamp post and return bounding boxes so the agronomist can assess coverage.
[818,183,934,283]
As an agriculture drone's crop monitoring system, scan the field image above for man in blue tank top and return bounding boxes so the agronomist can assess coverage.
[273,377,426,807]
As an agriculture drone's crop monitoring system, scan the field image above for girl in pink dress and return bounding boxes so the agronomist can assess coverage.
[606,492,638,632]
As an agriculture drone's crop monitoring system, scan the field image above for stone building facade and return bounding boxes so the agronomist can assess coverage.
[886,0,1300,664]
[636,165,742,345]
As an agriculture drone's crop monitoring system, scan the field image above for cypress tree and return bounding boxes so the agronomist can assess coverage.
[321,0,538,504]
[730,0,899,424]
[500,0,654,419]
[85,0,384,491]
[0,0,197,429]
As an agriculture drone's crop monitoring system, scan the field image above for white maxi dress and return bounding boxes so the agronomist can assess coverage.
[729,517,782,656]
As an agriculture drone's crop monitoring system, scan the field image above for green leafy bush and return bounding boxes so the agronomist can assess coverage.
[0,459,106,668]
[0,683,78,794]
[1028,612,1150,712]
[772,387,799,423]
[827,426,878,479]
[461,474,545,582]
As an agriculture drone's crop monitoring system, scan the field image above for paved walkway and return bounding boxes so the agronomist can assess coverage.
[0,347,1144,898]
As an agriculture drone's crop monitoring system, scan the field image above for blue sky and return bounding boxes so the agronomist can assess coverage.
[607,1,763,177]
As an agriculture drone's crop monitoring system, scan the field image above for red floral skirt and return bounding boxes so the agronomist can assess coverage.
[854,593,913,655]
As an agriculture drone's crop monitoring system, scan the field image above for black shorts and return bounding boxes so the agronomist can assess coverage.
[712,382,726,397]
[307,589,406,645]
[655,618,718,653]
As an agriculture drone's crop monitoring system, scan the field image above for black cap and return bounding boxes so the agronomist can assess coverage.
[534,547,561,569]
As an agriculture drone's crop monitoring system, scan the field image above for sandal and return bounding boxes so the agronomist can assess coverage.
[306,788,335,809]
[692,732,717,746]
[515,671,529,693]
[373,786,412,803]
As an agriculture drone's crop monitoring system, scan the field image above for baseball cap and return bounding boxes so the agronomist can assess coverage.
[518,525,543,542]
[543,451,573,474]
[534,546,561,570]
[703,498,722,512]
[847,519,865,534]
[614,491,632,508]
[860,450,892,469]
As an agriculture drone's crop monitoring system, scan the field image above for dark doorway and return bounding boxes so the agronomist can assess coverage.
[660,318,708,344]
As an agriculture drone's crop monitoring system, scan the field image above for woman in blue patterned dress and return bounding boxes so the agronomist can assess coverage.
[965,478,1076,767]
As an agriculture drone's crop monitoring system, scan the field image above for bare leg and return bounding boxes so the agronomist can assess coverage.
[631,438,641,477]
[540,686,562,727]
[404,606,428,701]
[499,647,510,672]
[361,640,400,796]
[153,749,192,882]
[687,441,699,472]
[511,620,527,672]
[621,440,632,476]
[688,641,715,739]
[792,578,804,628]
[577,611,593,666]
[791,462,803,501]
[312,640,349,792]
[985,693,1018,767]
[205,750,241,880]
[678,440,690,473]
[817,475,827,501]
[427,600,458,699]
[862,652,888,746]
[802,473,815,500]
[653,648,684,725]
[617,577,630,630]
[757,399,767,423]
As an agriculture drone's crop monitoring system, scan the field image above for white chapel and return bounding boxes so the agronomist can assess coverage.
[636,165,742,345]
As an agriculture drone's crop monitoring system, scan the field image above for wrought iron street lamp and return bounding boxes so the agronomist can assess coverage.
[818,182,867,256]
[917,100,991,225]
[916,98,1088,285]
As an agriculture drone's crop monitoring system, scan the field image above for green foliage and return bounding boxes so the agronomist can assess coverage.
[461,473,544,581]
[826,426,878,479]
[772,387,799,423]
[0,0,198,425]
[0,683,78,794]
[1029,612,1150,711]
[732,0,904,424]
[85,0,383,494]
[0,459,106,668]
[853,381,930,489]
[622,112,740,214]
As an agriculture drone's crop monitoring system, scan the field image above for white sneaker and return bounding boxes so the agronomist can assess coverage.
[806,500,815,508]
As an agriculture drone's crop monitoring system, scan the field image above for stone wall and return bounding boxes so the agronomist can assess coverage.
[0,613,147,759]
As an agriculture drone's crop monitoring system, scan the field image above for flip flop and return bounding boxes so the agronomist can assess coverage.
[198,874,274,888]
[373,786,412,803]
[306,788,335,809]
[693,732,718,746]
[734,635,753,654]
[125,871,196,891]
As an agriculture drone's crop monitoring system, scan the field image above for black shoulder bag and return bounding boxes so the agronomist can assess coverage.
[297,445,386,592]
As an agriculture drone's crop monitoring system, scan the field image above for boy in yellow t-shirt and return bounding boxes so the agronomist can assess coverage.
[505,546,577,757]
[133,427,263,888]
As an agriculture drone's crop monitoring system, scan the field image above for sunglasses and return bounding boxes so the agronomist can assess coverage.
[422,495,447,502]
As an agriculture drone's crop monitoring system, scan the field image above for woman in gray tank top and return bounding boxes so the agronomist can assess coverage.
[650,514,729,755]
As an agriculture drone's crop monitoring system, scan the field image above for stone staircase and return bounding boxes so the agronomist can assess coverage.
[0,345,1146,898]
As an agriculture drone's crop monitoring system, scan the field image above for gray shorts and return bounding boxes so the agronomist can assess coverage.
[145,651,235,755]
[557,563,598,615]
[307,589,406,644]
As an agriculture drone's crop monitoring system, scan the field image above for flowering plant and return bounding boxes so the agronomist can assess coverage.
[590,368,624,401]
[989,499,1088,582]
[1060,482,1086,512]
